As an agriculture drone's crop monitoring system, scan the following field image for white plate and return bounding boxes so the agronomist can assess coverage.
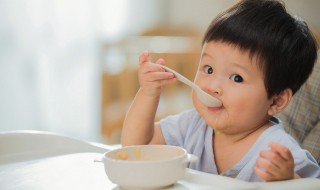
[110,168,257,190]
[170,169,258,190]
[172,169,320,190]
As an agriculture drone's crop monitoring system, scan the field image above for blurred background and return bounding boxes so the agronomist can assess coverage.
[0,0,319,144]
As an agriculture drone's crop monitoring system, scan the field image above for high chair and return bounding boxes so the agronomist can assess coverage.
[0,130,113,164]
[278,60,320,165]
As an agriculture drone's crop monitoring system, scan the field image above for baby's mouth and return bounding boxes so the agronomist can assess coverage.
[208,104,223,111]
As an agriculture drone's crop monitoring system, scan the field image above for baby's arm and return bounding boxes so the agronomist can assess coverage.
[121,51,176,146]
[254,142,300,181]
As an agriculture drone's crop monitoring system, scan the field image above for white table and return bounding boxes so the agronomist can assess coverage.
[1,152,319,190]
[0,152,251,190]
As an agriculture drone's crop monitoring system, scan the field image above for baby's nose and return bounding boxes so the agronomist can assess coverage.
[207,78,223,96]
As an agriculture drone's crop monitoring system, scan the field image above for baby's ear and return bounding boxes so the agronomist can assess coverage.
[268,88,292,116]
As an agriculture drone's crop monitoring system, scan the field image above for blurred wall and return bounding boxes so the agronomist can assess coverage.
[166,0,320,38]
[0,0,165,142]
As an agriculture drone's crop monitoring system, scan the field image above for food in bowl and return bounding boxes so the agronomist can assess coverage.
[95,145,197,189]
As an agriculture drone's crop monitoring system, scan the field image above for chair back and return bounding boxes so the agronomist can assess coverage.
[278,61,320,165]
[0,130,112,164]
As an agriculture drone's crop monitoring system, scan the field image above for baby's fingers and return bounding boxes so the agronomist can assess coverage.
[254,165,274,182]
[259,150,284,169]
[255,144,295,181]
[139,51,150,65]
[256,157,279,177]
[269,142,294,161]
[143,71,175,83]
[255,157,288,181]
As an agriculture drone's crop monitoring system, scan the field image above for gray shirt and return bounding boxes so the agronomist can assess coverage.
[160,108,320,182]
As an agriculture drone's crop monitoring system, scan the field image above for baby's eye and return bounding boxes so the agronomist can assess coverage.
[204,65,213,74]
[230,74,243,82]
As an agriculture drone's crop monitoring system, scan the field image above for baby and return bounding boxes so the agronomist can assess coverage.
[121,0,320,182]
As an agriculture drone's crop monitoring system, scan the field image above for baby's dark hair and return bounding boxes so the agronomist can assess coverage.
[203,0,318,98]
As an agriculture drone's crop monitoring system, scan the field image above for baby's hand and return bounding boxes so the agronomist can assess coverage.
[254,142,295,181]
[138,51,176,97]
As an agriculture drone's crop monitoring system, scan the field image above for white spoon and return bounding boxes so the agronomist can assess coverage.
[159,65,222,107]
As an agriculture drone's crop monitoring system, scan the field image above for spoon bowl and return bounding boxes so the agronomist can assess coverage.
[159,65,222,107]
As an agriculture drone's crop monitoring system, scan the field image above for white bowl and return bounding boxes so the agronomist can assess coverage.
[95,145,198,190]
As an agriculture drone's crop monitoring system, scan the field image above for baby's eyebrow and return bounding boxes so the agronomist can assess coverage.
[201,52,213,59]
[229,61,253,76]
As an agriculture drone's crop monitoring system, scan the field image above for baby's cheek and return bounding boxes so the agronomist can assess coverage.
[191,91,198,104]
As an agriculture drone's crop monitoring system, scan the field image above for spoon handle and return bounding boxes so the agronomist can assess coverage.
[159,65,195,88]
[159,64,222,107]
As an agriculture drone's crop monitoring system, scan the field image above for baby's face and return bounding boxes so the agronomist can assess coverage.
[193,41,273,134]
